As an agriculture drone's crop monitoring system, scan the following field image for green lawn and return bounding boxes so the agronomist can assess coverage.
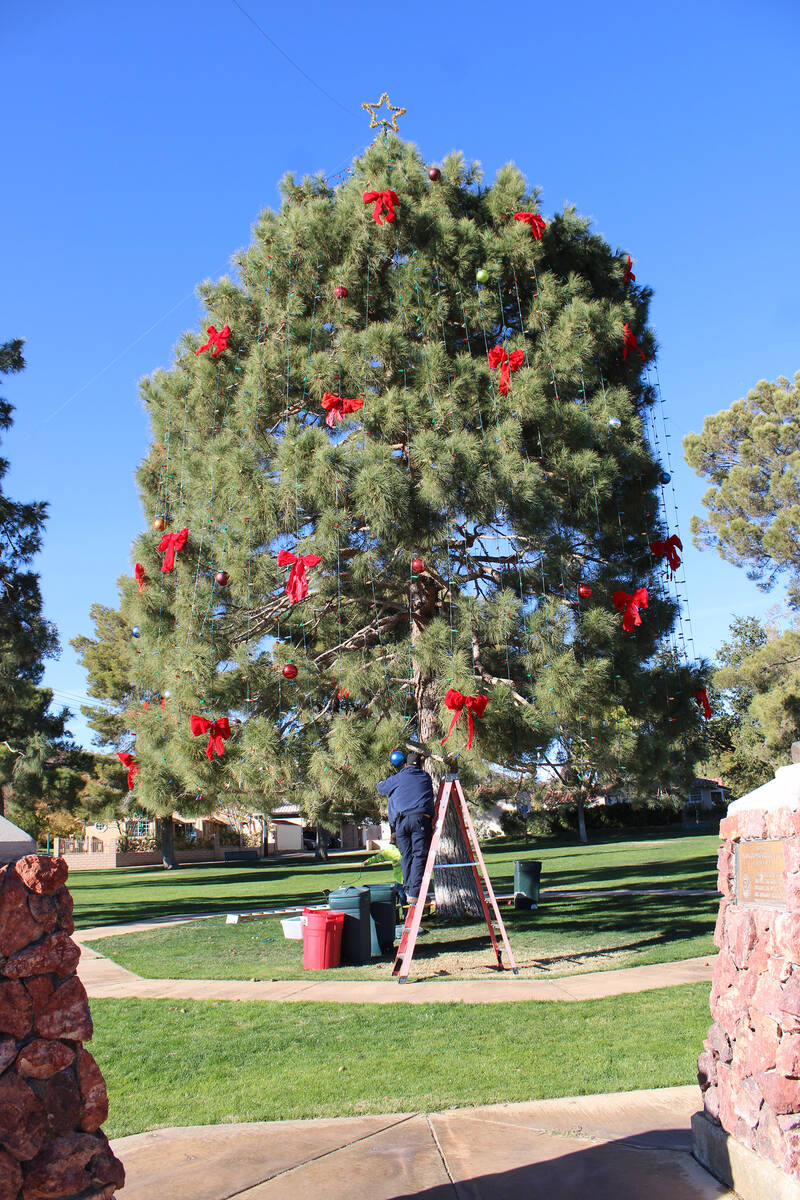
[91,889,718,982]
[92,984,711,1136]
[71,827,719,930]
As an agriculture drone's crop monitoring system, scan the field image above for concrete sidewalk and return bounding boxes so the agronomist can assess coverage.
[74,934,713,1004]
[111,1086,733,1199]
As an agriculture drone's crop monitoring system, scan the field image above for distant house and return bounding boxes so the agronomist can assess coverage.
[682,777,731,830]
[55,805,384,869]
[687,777,731,812]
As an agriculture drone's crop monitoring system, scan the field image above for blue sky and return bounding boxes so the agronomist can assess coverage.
[3,0,798,747]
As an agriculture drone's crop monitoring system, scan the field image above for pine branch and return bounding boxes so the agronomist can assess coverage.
[313,612,407,665]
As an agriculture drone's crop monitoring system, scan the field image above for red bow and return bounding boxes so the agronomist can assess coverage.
[158,528,188,573]
[623,255,635,283]
[277,549,322,604]
[514,212,546,239]
[441,689,489,751]
[321,393,364,428]
[363,189,399,225]
[487,346,524,395]
[190,714,231,760]
[650,535,683,576]
[116,752,139,791]
[694,688,712,720]
[196,324,231,358]
[622,323,645,362]
[612,587,649,632]
[134,563,146,592]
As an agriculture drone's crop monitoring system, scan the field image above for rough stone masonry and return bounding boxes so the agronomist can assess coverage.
[699,795,800,1179]
[0,855,124,1200]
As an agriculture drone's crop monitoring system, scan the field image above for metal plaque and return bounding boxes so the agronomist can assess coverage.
[736,839,788,910]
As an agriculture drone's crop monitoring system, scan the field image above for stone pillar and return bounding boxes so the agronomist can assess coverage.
[693,761,800,1198]
[0,855,124,1199]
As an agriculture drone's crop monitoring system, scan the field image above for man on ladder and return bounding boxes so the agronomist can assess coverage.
[376,752,434,909]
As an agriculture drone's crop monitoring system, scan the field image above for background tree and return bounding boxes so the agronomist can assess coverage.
[100,136,705,902]
[684,372,800,603]
[0,338,72,833]
[699,613,800,795]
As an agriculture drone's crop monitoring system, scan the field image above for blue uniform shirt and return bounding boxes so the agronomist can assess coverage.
[377,765,435,828]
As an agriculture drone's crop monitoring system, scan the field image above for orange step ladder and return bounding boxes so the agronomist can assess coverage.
[392,773,518,984]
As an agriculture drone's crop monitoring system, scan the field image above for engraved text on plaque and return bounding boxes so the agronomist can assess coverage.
[736,839,787,909]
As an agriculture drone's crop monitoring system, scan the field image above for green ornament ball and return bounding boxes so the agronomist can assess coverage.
[476,268,490,284]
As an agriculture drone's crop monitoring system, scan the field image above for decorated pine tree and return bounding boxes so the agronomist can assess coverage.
[118,118,706,897]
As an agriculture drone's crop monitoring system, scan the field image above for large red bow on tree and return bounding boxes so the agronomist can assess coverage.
[277,549,322,604]
[321,392,364,428]
[441,689,489,751]
[623,255,635,283]
[622,323,645,362]
[694,688,712,719]
[487,346,524,396]
[612,587,649,632]
[650,534,683,576]
[195,324,231,358]
[514,212,546,239]
[363,189,399,225]
[135,563,146,592]
[158,528,188,573]
[190,714,231,760]
[116,752,139,791]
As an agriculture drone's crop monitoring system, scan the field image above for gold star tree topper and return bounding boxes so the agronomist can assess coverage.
[361,93,406,133]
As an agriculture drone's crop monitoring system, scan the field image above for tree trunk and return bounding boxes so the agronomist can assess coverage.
[159,817,178,869]
[314,824,330,861]
[412,620,483,919]
[576,792,588,844]
[433,798,484,918]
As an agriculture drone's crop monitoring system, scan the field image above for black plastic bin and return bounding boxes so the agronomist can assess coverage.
[368,883,397,953]
[327,886,372,964]
[513,859,542,910]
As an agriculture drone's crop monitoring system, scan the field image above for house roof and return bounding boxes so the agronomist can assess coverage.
[0,816,37,863]
[692,777,731,792]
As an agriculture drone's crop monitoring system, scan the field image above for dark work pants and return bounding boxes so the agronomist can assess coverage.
[395,811,433,901]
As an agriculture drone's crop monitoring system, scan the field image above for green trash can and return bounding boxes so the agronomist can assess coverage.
[513,859,541,910]
[368,883,397,954]
[328,886,372,964]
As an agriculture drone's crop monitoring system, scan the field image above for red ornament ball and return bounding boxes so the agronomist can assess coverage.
[153,517,166,532]
[411,557,426,574]
[577,584,593,599]
[428,167,441,182]
[215,570,229,586]
[282,663,298,680]
[334,285,348,299]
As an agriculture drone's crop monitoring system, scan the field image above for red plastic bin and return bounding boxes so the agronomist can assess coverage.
[302,908,345,970]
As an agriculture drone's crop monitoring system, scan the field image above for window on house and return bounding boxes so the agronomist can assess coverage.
[125,819,152,839]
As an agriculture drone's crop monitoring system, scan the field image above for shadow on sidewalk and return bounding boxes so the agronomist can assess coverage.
[389,1127,730,1200]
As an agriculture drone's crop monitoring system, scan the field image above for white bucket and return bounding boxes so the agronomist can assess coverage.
[281,917,303,940]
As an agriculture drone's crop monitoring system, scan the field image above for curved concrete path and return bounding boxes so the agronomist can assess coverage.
[74,923,713,1004]
[111,1085,733,1199]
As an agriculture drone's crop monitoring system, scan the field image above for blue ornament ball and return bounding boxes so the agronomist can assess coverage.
[389,749,406,768]
[131,626,140,638]
[659,470,672,485]
[607,416,621,429]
